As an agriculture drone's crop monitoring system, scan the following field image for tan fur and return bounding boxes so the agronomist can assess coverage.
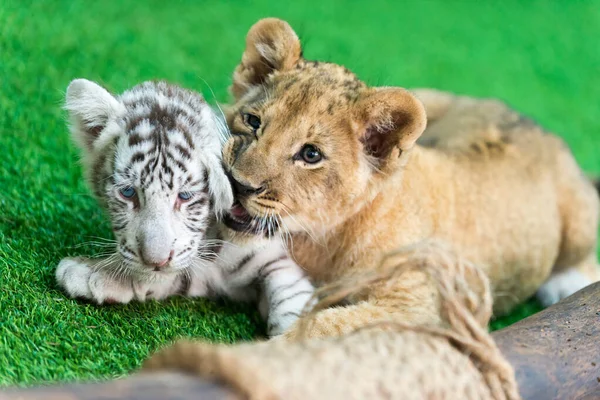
[223,18,600,338]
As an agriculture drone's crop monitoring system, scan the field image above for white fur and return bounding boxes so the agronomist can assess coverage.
[65,79,126,152]
[56,237,314,337]
[56,258,95,299]
[536,268,591,307]
[57,79,313,337]
[199,105,234,216]
[65,79,232,274]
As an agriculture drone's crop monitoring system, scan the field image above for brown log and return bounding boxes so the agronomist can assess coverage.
[2,282,600,400]
[492,281,600,400]
[0,372,241,400]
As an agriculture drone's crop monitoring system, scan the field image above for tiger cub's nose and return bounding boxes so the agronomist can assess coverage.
[142,250,174,268]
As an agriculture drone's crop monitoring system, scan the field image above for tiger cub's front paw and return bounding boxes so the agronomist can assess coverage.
[56,257,135,304]
[56,257,94,300]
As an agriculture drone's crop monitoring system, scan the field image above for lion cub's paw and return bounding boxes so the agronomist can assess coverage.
[56,257,134,304]
[536,268,591,307]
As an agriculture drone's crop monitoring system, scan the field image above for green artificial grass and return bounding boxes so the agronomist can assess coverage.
[1,0,598,387]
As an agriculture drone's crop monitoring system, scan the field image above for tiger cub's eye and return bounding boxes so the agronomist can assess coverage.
[178,192,193,201]
[119,187,136,199]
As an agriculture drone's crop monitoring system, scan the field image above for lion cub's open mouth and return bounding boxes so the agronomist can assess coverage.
[223,201,277,236]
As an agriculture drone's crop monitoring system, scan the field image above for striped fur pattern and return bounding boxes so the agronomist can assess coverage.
[56,79,313,337]
[203,238,316,336]
[57,236,314,336]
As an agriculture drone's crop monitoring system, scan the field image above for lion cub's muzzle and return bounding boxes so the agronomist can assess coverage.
[227,172,266,198]
[223,172,278,237]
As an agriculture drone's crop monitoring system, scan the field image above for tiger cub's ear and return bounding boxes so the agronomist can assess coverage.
[203,152,235,218]
[231,18,303,99]
[65,79,125,152]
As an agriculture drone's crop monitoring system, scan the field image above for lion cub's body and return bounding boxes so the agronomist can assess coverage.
[224,18,599,337]
[294,92,599,315]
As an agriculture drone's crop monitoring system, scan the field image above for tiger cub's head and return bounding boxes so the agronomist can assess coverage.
[65,79,233,276]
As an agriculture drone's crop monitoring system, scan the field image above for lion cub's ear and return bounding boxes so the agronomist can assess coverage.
[231,18,303,99]
[355,88,427,172]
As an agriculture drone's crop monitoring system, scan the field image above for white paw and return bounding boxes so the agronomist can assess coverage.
[88,270,135,304]
[536,268,591,307]
[132,274,182,301]
[266,295,315,338]
[56,257,94,299]
[56,257,134,304]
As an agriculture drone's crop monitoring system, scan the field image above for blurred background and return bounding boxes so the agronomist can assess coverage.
[0,0,598,386]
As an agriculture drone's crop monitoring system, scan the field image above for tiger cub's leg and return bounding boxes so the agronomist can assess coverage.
[56,256,189,304]
[258,256,315,337]
[56,257,133,304]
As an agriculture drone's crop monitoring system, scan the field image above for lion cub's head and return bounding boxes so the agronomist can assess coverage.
[222,18,426,236]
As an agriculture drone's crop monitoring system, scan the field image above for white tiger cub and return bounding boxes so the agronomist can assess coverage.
[55,79,314,337]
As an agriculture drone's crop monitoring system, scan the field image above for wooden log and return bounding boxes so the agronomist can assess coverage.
[492,281,600,400]
[2,282,599,400]
[0,372,241,400]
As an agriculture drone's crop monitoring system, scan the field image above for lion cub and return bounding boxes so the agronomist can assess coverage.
[220,18,599,338]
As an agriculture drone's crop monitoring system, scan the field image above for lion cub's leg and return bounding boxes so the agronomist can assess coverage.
[280,300,443,341]
[280,302,396,340]
[280,269,444,341]
[537,150,600,307]
[537,254,599,307]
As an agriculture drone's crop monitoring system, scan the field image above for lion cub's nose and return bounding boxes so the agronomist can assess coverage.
[228,173,265,197]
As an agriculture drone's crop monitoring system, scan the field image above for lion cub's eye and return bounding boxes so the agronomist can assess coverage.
[119,186,136,199]
[299,144,323,164]
[243,113,261,130]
